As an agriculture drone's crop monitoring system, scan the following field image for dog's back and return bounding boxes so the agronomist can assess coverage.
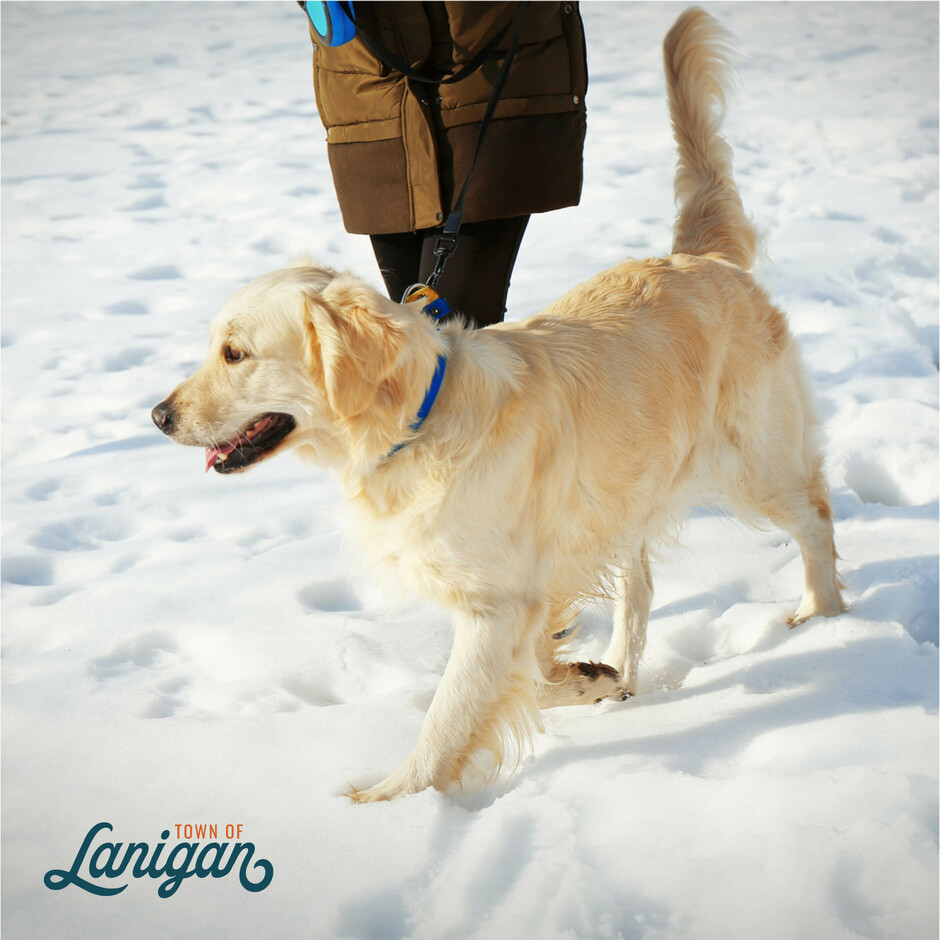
[483,8,846,681]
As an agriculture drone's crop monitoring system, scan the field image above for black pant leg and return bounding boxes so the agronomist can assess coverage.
[369,231,424,304]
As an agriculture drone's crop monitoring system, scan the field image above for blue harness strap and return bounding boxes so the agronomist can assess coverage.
[384,286,452,459]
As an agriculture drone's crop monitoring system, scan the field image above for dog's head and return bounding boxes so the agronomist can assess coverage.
[152,265,446,473]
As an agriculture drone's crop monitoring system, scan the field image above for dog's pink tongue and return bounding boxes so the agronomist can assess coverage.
[205,440,238,473]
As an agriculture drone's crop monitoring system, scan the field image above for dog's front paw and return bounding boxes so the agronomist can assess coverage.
[345,767,433,803]
[345,783,390,804]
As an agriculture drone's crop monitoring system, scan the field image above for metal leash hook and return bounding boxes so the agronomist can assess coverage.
[426,217,461,292]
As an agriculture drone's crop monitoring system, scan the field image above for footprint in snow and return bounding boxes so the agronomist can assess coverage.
[298,579,363,614]
[280,674,341,707]
[871,225,906,245]
[250,238,281,256]
[29,514,136,552]
[141,676,190,719]
[2,554,56,587]
[101,346,152,372]
[126,172,164,191]
[104,300,150,317]
[122,194,166,212]
[128,265,182,281]
[24,478,63,501]
[843,453,908,507]
[87,631,179,681]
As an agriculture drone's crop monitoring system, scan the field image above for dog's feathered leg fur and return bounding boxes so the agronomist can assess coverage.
[349,598,546,802]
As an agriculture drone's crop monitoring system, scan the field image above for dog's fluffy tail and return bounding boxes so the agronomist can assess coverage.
[664,8,758,269]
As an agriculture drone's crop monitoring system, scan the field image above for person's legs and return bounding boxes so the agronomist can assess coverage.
[418,215,529,327]
[370,216,530,327]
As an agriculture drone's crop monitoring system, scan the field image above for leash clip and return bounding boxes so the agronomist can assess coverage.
[426,229,459,291]
[432,231,459,260]
[401,284,453,321]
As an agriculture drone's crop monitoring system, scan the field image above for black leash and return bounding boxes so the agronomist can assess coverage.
[299,0,529,294]
[424,2,529,291]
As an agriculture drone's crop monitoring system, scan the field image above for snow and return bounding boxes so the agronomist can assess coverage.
[1,2,937,938]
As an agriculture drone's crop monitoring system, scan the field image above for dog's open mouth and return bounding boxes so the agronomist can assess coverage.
[205,413,296,474]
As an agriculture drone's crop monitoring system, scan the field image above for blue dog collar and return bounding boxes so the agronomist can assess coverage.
[384,286,452,459]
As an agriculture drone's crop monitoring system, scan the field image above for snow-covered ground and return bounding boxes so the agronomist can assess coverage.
[2,2,937,938]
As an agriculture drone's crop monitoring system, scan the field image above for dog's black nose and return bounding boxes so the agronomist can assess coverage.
[151,400,175,433]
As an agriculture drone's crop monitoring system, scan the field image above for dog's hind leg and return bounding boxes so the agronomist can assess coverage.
[786,469,847,624]
[349,597,546,802]
[603,544,653,697]
[537,659,623,706]
[745,464,846,625]
[724,373,846,625]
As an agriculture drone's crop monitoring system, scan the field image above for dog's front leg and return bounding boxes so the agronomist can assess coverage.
[604,544,653,697]
[349,598,544,803]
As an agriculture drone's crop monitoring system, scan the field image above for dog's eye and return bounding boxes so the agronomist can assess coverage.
[223,344,247,364]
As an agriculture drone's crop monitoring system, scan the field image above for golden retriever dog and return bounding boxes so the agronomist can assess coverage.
[153,9,845,802]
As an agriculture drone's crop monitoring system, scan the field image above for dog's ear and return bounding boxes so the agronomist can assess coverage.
[305,277,406,420]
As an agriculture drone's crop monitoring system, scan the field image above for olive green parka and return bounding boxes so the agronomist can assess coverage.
[307,1,588,234]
